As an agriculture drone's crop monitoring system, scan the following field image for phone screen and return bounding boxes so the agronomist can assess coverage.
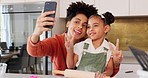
[44,1,57,29]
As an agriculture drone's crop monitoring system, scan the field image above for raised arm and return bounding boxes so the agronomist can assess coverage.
[109,39,123,77]
[65,33,75,68]
[27,11,56,56]
[65,33,78,68]
[104,58,113,76]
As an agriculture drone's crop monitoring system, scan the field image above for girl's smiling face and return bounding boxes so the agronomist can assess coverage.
[87,16,110,41]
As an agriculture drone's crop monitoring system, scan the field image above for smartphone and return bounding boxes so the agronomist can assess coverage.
[43,1,57,29]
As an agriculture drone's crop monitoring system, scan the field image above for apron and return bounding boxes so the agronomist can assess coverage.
[76,43,108,73]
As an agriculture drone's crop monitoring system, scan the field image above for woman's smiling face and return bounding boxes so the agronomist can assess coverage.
[67,13,88,40]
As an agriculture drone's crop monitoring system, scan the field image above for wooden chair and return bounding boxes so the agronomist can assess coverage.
[6,44,29,73]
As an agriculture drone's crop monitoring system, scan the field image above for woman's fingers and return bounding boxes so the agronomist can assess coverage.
[36,12,56,29]
[38,11,55,26]
[65,33,74,44]
[65,33,70,44]
[38,17,55,28]
[42,21,55,27]
[65,33,67,42]
[40,17,55,22]
[71,36,75,45]
[66,34,70,42]
[65,33,72,49]
[33,11,56,36]
[40,11,55,18]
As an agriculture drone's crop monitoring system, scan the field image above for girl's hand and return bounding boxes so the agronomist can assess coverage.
[109,39,123,67]
[95,72,106,78]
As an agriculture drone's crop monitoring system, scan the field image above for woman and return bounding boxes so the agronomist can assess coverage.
[27,1,98,75]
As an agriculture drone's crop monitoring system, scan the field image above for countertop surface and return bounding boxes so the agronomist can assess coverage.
[1,73,65,78]
[0,64,143,78]
[114,63,141,78]
[114,51,142,78]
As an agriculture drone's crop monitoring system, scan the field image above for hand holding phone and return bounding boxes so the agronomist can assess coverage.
[43,1,57,29]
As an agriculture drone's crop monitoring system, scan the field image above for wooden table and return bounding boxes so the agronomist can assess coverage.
[2,73,65,78]
[1,50,20,62]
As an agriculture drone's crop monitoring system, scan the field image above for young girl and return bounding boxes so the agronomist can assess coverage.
[66,12,121,76]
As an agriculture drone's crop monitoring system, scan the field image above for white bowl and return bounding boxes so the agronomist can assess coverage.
[0,63,7,77]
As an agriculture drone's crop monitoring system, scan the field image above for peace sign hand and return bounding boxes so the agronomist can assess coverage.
[64,33,75,51]
[109,39,123,67]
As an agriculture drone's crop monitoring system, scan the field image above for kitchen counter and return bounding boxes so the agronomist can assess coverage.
[121,50,139,64]
[122,56,138,64]
[2,73,65,78]
[113,51,142,78]
[114,64,141,78]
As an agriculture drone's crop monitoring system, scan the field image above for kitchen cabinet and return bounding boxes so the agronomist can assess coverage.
[95,0,148,16]
[82,0,94,4]
[0,0,50,4]
[130,0,148,16]
[59,0,94,18]
[25,0,51,2]
[95,0,129,16]
[0,0,25,3]
[60,0,129,17]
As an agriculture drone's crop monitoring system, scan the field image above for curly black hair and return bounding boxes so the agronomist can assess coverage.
[66,1,98,21]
